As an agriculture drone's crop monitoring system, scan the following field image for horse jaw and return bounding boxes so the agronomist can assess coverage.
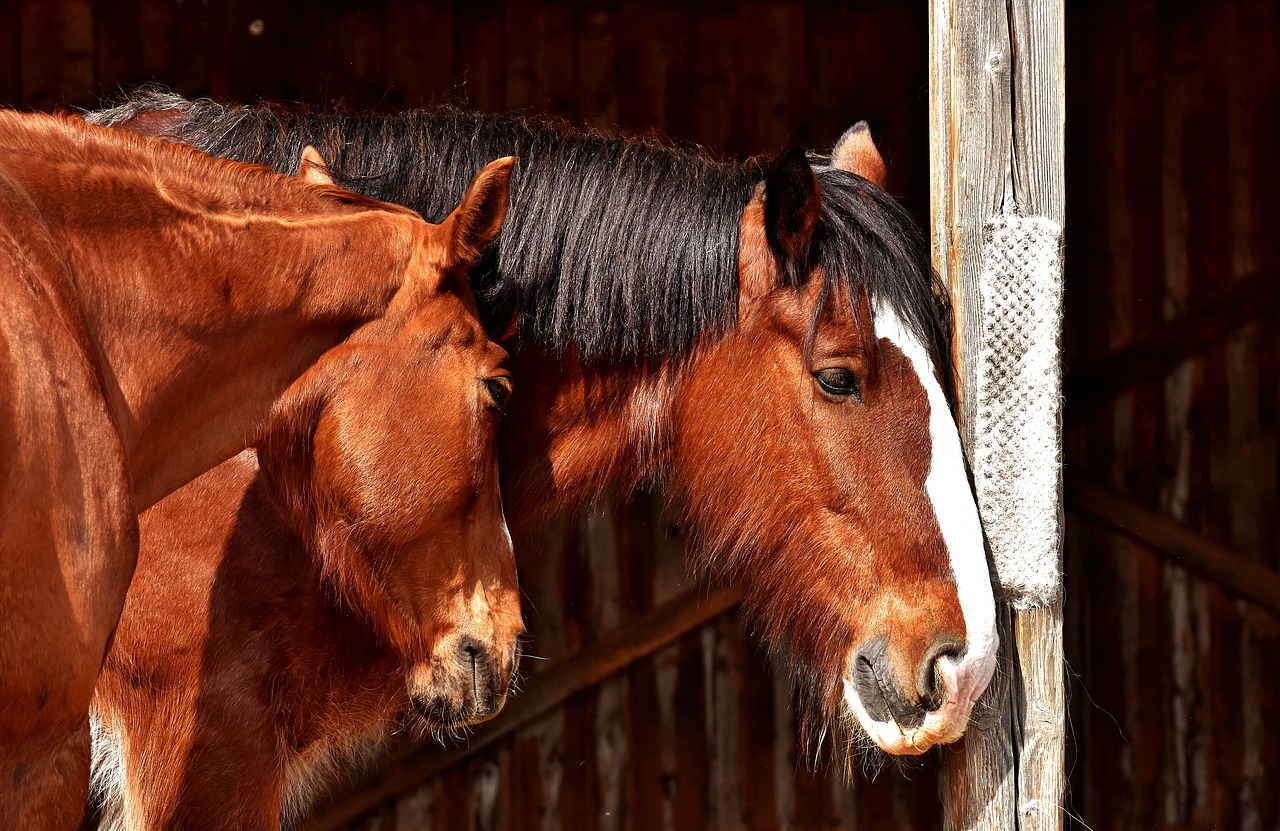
[840,305,998,755]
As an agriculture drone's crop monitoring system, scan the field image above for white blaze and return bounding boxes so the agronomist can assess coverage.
[841,305,997,754]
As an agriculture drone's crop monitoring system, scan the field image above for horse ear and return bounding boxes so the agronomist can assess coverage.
[298,145,335,186]
[764,146,820,286]
[830,122,887,187]
[443,156,515,267]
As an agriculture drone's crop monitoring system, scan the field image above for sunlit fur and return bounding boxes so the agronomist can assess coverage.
[94,91,997,768]
[87,161,523,829]
[0,111,439,828]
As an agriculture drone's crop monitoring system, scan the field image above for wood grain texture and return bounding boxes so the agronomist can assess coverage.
[1065,267,1280,419]
[737,2,807,153]
[306,584,743,830]
[91,0,143,93]
[1007,9,1066,831]
[455,2,505,112]
[690,5,740,154]
[931,1,1065,829]
[1067,474,1280,615]
[931,0,1016,827]
[575,7,620,128]
[385,1,456,107]
[1012,607,1064,831]
[20,0,94,108]
[0,3,20,106]
[503,0,573,115]
[808,2,929,205]
[617,3,691,138]
[938,607,1017,831]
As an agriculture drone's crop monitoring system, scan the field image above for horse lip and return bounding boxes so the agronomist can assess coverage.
[842,659,984,756]
[410,685,508,728]
[412,691,463,727]
[469,692,507,723]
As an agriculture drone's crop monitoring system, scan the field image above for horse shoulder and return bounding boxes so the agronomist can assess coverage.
[96,456,294,828]
[0,236,136,759]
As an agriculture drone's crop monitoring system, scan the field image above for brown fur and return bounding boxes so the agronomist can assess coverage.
[90,161,524,829]
[95,100,993,769]
[0,111,442,828]
[499,150,970,764]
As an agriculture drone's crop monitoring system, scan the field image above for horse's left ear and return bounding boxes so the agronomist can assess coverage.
[830,122,887,187]
[298,145,335,186]
[764,146,820,287]
[444,156,515,267]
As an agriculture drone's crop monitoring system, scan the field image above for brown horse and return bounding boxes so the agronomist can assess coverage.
[94,93,998,765]
[88,158,523,830]
[0,111,455,828]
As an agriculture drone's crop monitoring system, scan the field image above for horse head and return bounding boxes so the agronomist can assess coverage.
[87,92,999,762]
[257,156,524,730]
[671,127,997,759]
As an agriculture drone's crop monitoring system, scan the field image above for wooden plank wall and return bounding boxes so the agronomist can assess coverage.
[929,2,1065,829]
[1063,2,1280,830]
[5,1,1277,829]
[0,0,933,209]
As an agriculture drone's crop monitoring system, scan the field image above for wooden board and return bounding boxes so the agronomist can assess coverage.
[929,1,1066,829]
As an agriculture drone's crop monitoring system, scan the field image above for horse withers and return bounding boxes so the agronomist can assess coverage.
[0,112,482,829]
[89,158,523,830]
[94,93,998,766]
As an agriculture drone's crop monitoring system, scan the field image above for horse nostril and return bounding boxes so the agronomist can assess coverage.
[455,637,505,719]
[918,637,965,710]
[853,636,966,728]
[459,642,480,685]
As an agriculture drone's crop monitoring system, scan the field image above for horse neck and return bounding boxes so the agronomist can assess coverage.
[55,193,418,510]
[501,348,681,535]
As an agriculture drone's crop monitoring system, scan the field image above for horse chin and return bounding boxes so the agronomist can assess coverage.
[409,688,508,736]
[839,652,994,756]
[407,655,512,732]
[406,675,508,739]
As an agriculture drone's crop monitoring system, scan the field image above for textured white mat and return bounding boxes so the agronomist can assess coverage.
[973,216,1064,608]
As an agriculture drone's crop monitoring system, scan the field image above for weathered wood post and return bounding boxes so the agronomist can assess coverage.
[929,2,1065,830]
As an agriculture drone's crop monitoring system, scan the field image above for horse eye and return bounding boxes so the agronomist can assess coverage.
[814,368,861,400]
[483,377,512,410]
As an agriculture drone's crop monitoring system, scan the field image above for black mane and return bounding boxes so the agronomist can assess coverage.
[89,88,950,373]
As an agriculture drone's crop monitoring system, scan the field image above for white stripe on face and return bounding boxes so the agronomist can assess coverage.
[841,305,997,752]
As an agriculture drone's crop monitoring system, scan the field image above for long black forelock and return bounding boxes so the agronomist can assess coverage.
[89,88,949,375]
[806,160,956,399]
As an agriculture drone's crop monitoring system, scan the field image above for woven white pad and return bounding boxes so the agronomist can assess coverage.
[973,216,1064,608]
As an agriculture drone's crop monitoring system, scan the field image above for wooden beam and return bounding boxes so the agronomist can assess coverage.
[931,2,1065,830]
[304,583,743,831]
[1005,5,1067,828]
[1065,266,1280,419]
[1065,472,1280,615]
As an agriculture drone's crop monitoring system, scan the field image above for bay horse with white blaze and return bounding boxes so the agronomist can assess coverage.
[0,111,452,827]
[94,92,998,765]
[89,158,523,830]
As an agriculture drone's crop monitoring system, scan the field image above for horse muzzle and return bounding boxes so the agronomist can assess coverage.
[842,628,998,755]
[408,636,515,728]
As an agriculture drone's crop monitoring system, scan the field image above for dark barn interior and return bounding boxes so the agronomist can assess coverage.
[4,1,1277,829]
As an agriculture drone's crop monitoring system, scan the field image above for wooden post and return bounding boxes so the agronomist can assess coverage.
[930,2,1065,830]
